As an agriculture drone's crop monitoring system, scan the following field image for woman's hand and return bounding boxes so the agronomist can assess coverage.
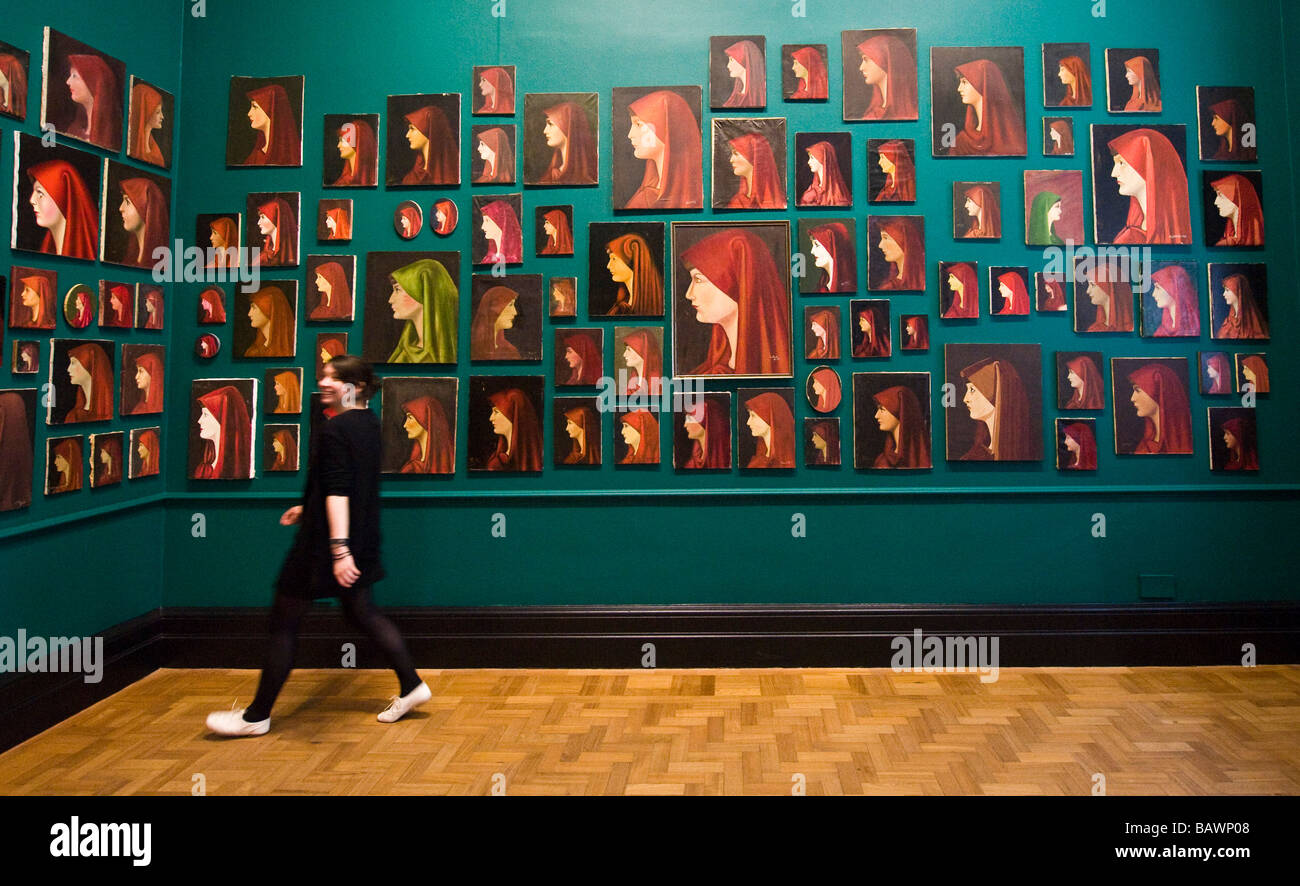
[333,551,360,587]
[280,505,303,525]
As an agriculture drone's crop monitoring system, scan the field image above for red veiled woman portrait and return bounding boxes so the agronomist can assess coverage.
[244,84,300,165]
[681,228,791,377]
[1056,56,1092,107]
[268,429,297,472]
[477,67,515,114]
[743,392,796,469]
[559,332,602,386]
[561,404,599,466]
[141,287,164,330]
[254,197,297,266]
[332,119,377,186]
[807,420,839,466]
[199,286,226,324]
[324,207,351,240]
[854,34,918,120]
[540,209,574,256]
[14,274,56,329]
[402,105,458,185]
[117,177,169,268]
[621,330,662,398]
[903,315,929,350]
[1122,56,1161,112]
[1064,355,1105,409]
[1215,274,1269,340]
[206,217,239,269]
[853,303,890,358]
[1239,355,1269,394]
[1210,174,1264,247]
[311,261,353,321]
[724,132,785,210]
[872,385,931,469]
[806,309,839,360]
[1218,415,1258,471]
[874,140,915,201]
[961,185,1001,238]
[800,140,851,207]
[1202,353,1231,395]
[948,59,1027,156]
[470,286,522,360]
[1061,422,1097,470]
[396,203,422,239]
[721,40,766,108]
[485,388,542,472]
[0,52,28,120]
[1040,276,1068,312]
[808,223,856,293]
[680,396,730,470]
[474,126,515,184]
[942,263,980,319]
[1126,363,1192,454]
[244,285,296,358]
[65,53,121,149]
[64,342,113,423]
[1047,119,1074,155]
[1148,265,1200,337]
[400,395,454,474]
[1207,99,1252,161]
[106,283,133,327]
[478,200,523,264]
[27,159,99,259]
[604,233,663,316]
[193,385,252,479]
[1081,265,1134,333]
[1106,128,1192,244]
[49,437,83,494]
[135,428,160,477]
[93,435,122,485]
[808,367,841,413]
[128,81,166,166]
[872,217,925,291]
[433,199,458,236]
[994,271,1030,316]
[619,410,660,465]
[624,90,703,209]
[539,101,597,185]
[788,46,828,101]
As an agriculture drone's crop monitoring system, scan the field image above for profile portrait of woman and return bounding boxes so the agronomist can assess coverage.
[1064,355,1105,409]
[117,177,168,268]
[959,357,1034,461]
[1122,56,1161,112]
[244,286,295,358]
[1047,119,1074,155]
[853,304,890,358]
[604,233,663,316]
[808,367,841,413]
[16,343,39,374]
[1026,190,1064,246]
[1126,362,1192,454]
[1039,276,1068,312]
[807,420,839,466]
[268,429,298,472]
[243,83,300,165]
[743,392,795,468]
[401,105,458,185]
[318,337,345,375]
[396,204,422,239]
[141,287,164,330]
[196,334,220,359]
[433,199,458,236]
[135,429,160,477]
[872,385,931,469]
[961,185,1001,238]
[0,52,27,120]
[724,133,785,210]
[1207,99,1251,161]
[0,392,33,511]
[470,286,522,360]
[618,410,660,465]
[27,159,99,259]
[49,437,83,493]
[272,370,301,414]
[942,263,980,319]
[1060,422,1097,470]
[68,287,93,329]
[476,67,514,114]
[808,223,856,293]
[721,40,766,108]
[1203,353,1231,395]
[621,330,662,397]
[1056,56,1092,107]
[538,101,597,185]
[331,119,377,186]
[559,332,602,386]
[324,207,351,241]
[624,90,703,209]
[1215,274,1269,339]
[874,140,914,201]
[872,217,925,290]
[310,261,353,321]
[540,209,574,255]
[64,54,120,149]
[199,286,226,324]
[1239,355,1269,394]
[561,404,599,465]
[1081,268,1134,333]
[947,59,1027,155]
[206,217,239,268]
[1106,128,1192,244]
[386,258,458,363]
[478,199,523,264]
[254,197,297,267]
[129,351,165,415]
[474,127,514,184]
[681,397,730,470]
[192,385,252,479]
[806,309,839,360]
[108,283,136,327]
[399,395,454,474]
[485,388,542,472]
[1219,416,1258,471]
[550,278,576,317]
[904,316,929,350]
[14,275,55,329]
[682,228,791,376]
[1148,264,1200,337]
[788,46,828,100]
[128,81,166,166]
[64,342,113,423]
[93,436,122,486]
[1210,174,1264,246]
[799,140,851,206]
[994,271,1030,316]
[854,34,918,120]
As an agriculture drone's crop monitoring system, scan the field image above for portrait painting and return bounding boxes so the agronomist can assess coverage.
[126,76,173,169]
[102,161,171,270]
[197,213,241,270]
[195,334,220,359]
[1198,351,1232,395]
[305,254,356,322]
[1140,261,1200,338]
[45,435,83,495]
[868,139,916,202]
[471,124,517,185]
[1024,170,1084,246]
[554,328,604,387]
[611,85,703,210]
[1035,272,1069,313]
[554,396,602,467]
[264,367,303,415]
[804,417,840,468]
[0,40,30,121]
[841,28,918,121]
[1056,418,1098,471]
[1056,351,1106,410]
[64,284,93,329]
[0,388,37,511]
[469,273,543,362]
[1090,123,1191,245]
[867,216,925,291]
[233,282,297,360]
[129,426,161,480]
[323,113,379,187]
[615,409,661,467]
[1073,259,1136,334]
[711,117,787,210]
[588,221,665,317]
[1105,49,1161,113]
[120,343,165,416]
[246,191,300,267]
[263,425,300,473]
[11,132,102,261]
[711,36,766,110]
[549,276,577,318]
[101,280,139,330]
[675,392,731,470]
[315,333,347,382]
[901,314,929,351]
[136,284,164,330]
[1042,43,1092,108]
[472,65,515,115]
[944,343,1043,462]
[535,205,575,257]
[1196,86,1256,162]
[931,46,1027,156]
[782,44,828,102]
[1110,357,1192,455]
[317,199,352,242]
[850,299,891,358]
[467,375,544,473]
[1208,408,1258,472]
[42,29,124,152]
[853,371,932,469]
[12,341,41,375]
[89,431,124,487]
[385,93,461,187]
[1202,171,1263,247]
[794,131,852,208]
[804,305,841,361]
[1208,263,1268,341]
[363,252,460,365]
[939,261,981,320]
[797,219,856,293]
[523,92,599,186]
[188,377,257,480]
[226,75,303,167]
[47,338,113,425]
[380,376,458,475]
[197,285,227,326]
[988,266,1031,317]
[471,193,523,266]
[806,366,842,414]
[8,265,56,330]
[1043,117,1075,156]
[614,326,664,401]
[394,201,423,239]
[671,221,792,379]
[1236,353,1269,395]
[737,387,796,469]
[954,182,1001,239]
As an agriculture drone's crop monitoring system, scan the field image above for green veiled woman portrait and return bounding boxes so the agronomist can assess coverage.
[386,258,459,363]
[1026,190,1064,247]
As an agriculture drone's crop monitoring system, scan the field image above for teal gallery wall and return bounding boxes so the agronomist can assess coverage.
[3,0,1300,639]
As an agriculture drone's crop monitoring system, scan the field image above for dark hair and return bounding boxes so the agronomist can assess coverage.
[327,354,375,400]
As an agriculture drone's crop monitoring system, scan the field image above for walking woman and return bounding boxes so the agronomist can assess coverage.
[207,355,429,736]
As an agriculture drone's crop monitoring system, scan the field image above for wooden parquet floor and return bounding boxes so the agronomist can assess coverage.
[1,666,1297,795]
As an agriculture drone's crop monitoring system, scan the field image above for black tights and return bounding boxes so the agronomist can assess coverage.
[244,587,421,722]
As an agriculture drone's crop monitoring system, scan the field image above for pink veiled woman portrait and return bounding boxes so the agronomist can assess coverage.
[1148,264,1200,337]
[478,200,522,264]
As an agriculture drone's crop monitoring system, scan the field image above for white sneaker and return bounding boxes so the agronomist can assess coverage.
[378,681,431,723]
[206,706,270,737]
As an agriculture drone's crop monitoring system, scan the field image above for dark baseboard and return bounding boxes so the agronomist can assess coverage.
[3,602,1298,754]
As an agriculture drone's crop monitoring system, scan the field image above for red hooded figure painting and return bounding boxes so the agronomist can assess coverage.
[960,184,1001,238]
[26,158,99,259]
[1060,421,1098,470]
[477,199,523,265]
[1202,95,1255,162]
[244,285,296,358]
[1103,127,1192,245]
[1078,264,1135,333]
[720,39,766,109]
[1063,354,1105,410]
[1118,54,1161,112]
[1055,55,1092,107]
[0,50,28,120]
[1209,174,1264,247]
[242,83,301,166]
[253,196,298,267]
[679,395,731,470]
[873,140,915,201]
[63,342,113,423]
[537,100,598,185]
[540,209,574,256]
[942,262,980,319]
[1148,264,1200,337]
[799,139,851,207]
[116,176,169,268]
[476,66,515,115]
[743,391,796,469]
[310,261,353,321]
[485,387,542,472]
[604,232,663,316]
[623,89,703,210]
[849,32,919,120]
[560,402,600,466]
[331,118,377,186]
[807,222,856,293]
[994,270,1030,316]
[945,57,1027,156]
[806,308,839,360]
[474,126,515,184]
[788,46,828,101]
[1214,412,1259,472]
[722,131,786,210]
[127,350,165,415]
[63,52,121,150]
[13,273,57,329]
[871,384,932,469]
[1123,361,1193,455]
[871,217,925,291]
[958,356,1037,462]
[620,329,663,398]
[401,104,458,186]
[558,331,603,387]
[192,384,253,479]
[128,80,168,167]
[1214,272,1269,340]
[399,395,454,474]
[618,410,660,465]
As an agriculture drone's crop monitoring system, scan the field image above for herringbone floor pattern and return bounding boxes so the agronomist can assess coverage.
[1,666,1297,795]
